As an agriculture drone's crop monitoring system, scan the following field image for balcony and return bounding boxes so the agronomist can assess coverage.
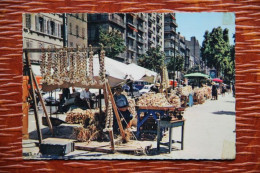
[137,49,144,55]
[148,37,154,43]
[108,16,126,28]
[164,27,176,34]
[137,24,145,32]
[137,37,145,44]
[127,20,136,28]
[138,13,146,21]
[128,45,136,52]
[127,32,136,40]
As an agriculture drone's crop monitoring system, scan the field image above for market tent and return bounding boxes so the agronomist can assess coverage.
[184,72,209,79]
[92,55,128,87]
[126,63,158,83]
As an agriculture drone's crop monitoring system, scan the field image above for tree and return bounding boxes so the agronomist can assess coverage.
[201,27,234,80]
[98,28,126,59]
[167,54,184,73]
[137,47,165,73]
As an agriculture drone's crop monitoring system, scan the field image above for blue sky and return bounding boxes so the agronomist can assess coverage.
[176,12,235,46]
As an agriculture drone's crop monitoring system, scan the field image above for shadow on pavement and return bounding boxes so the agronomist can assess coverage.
[29,125,76,140]
[212,111,235,116]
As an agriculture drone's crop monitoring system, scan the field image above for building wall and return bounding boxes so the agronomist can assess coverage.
[185,36,201,66]
[23,13,63,64]
[164,13,178,63]
[67,13,88,48]
[87,13,164,64]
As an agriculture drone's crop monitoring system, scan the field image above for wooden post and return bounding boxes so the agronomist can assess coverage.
[105,82,126,141]
[108,130,115,152]
[99,89,102,115]
[25,52,42,144]
[31,72,54,135]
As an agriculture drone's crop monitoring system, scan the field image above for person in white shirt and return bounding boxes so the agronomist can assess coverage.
[79,88,93,109]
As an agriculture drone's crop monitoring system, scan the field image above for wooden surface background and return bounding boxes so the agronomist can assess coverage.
[0,0,260,172]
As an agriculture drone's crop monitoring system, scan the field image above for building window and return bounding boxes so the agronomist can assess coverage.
[82,28,85,39]
[69,23,72,34]
[50,21,55,35]
[76,25,79,37]
[70,42,73,47]
[38,17,44,32]
[25,14,31,29]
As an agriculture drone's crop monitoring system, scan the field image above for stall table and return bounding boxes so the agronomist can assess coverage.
[157,119,185,153]
[136,106,176,138]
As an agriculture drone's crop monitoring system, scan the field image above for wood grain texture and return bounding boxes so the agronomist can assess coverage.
[0,0,260,172]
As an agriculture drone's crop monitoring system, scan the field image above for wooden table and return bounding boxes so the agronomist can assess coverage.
[157,119,185,153]
[136,106,176,138]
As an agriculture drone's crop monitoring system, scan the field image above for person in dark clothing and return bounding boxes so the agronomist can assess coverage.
[212,82,218,100]
[113,86,133,132]
[150,83,160,93]
[127,80,134,98]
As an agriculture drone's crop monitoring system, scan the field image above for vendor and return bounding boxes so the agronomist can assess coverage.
[77,88,94,109]
[113,86,133,131]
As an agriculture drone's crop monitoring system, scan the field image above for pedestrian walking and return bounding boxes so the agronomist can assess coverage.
[212,82,218,100]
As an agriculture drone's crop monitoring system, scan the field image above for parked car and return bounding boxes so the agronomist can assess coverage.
[133,80,149,90]
[139,84,153,95]
[42,89,62,106]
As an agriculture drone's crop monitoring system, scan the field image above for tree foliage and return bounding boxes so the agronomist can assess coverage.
[201,27,235,81]
[98,28,126,59]
[137,47,165,73]
[167,54,185,73]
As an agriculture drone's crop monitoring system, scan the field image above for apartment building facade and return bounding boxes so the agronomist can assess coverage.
[67,13,88,48]
[22,13,63,64]
[87,13,164,63]
[164,13,178,63]
[185,36,201,66]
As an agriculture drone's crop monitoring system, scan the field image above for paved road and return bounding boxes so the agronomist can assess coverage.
[24,93,235,160]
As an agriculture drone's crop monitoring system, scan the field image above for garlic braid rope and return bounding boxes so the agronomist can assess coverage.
[40,47,46,83]
[45,47,54,85]
[52,47,62,85]
[103,96,113,132]
[81,45,89,86]
[69,49,76,84]
[88,45,96,85]
[62,48,70,83]
[75,46,81,83]
[99,44,106,85]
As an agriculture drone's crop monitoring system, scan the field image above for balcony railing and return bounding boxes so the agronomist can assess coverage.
[137,37,145,43]
[127,33,136,39]
[109,17,126,28]
[128,45,136,52]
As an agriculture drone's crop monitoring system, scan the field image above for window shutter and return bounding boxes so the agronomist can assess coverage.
[55,22,58,36]
[35,15,39,31]
[44,18,47,33]
[48,21,51,35]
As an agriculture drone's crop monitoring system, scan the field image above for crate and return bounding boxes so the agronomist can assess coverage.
[39,138,75,156]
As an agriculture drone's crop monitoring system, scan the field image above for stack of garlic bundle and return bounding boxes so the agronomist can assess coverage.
[204,86,212,99]
[73,110,107,142]
[127,97,137,117]
[137,93,171,107]
[168,93,181,108]
[194,88,205,103]
[178,86,192,97]
[66,108,96,124]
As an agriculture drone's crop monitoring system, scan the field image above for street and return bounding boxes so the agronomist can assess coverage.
[23,92,235,160]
